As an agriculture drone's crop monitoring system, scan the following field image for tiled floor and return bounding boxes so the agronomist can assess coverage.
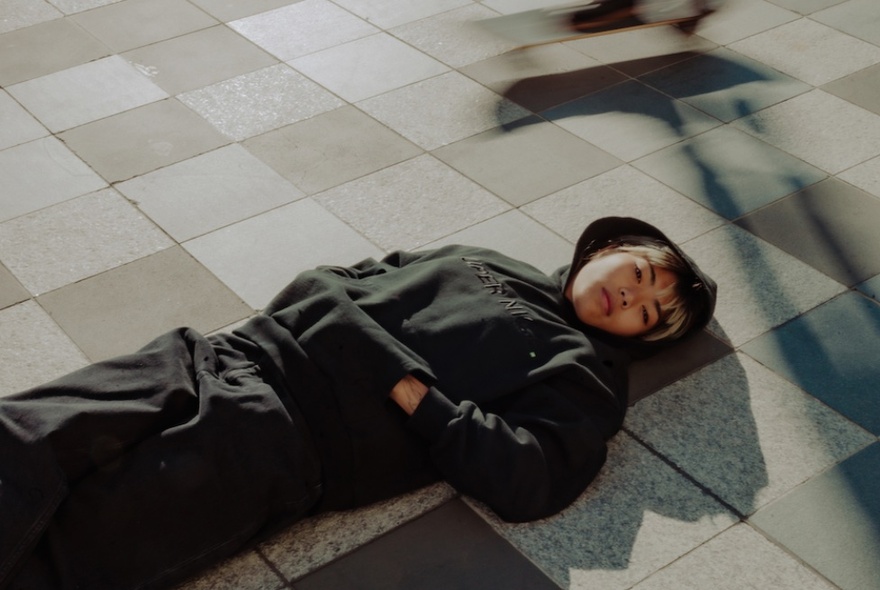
[2,0,879,588]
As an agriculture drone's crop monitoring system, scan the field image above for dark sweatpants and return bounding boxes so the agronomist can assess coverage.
[0,328,322,590]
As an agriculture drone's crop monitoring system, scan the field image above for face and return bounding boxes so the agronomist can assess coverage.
[566,250,678,338]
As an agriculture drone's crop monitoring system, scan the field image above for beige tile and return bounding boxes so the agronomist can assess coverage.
[0,0,61,34]
[813,0,880,46]
[840,155,880,198]
[186,0,295,22]
[0,262,29,310]
[0,137,107,222]
[122,25,277,95]
[694,0,799,45]
[37,246,252,362]
[117,144,305,241]
[173,550,286,590]
[178,64,344,141]
[332,0,471,28]
[0,188,172,295]
[51,0,122,13]
[314,155,510,251]
[0,89,48,149]
[58,98,230,183]
[7,55,168,132]
[243,106,422,195]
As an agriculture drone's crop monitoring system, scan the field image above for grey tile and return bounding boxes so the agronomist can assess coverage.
[0,89,48,149]
[628,353,874,515]
[51,0,121,13]
[58,98,230,183]
[736,178,880,286]
[694,0,799,45]
[122,25,277,95]
[332,0,471,29]
[634,126,827,219]
[812,0,880,46]
[544,80,721,162]
[243,106,422,195]
[640,47,810,123]
[186,0,295,22]
[293,500,559,590]
[37,246,252,362]
[433,116,622,207]
[0,18,109,86]
[752,442,880,590]
[767,0,846,15]
[822,62,880,117]
[0,262,29,310]
[839,155,880,198]
[857,274,880,302]
[741,291,880,434]
[0,0,61,34]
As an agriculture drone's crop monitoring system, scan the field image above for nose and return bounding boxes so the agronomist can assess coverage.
[619,286,644,309]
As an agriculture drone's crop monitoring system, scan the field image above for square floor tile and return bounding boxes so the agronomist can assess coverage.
[0,18,109,85]
[294,500,559,590]
[634,126,827,219]
[682,224,845,346]
[733,89,880,174]
[242,106,422,195]
[544,80,721,162]
[313,155,510,252]
[694,0,798,45]
[184,198,383,309]
[37,246,252,361]
[357,71,529,150]
[839,155,880,197]
[751,442,880,590]
[175,549,286,590]
[0,137,107,222]
[741,292,880,434]
[0,0,61,34]
[628,353,874,515]
[521,166,725,245]
[730,17,880,86]
[822,62,880,117]
[0,89,47,149]
[290,33,448,103]
[0,301,89,397]
[640,47,810,123]
[434,117,622,207]
[178,64,344,141]
[857,274,880,302]
[474,433,736,590]
[0,188,172,295]
[812,0,880,45]
[7,55,168,132]
[0,262,29,310]
[58,98,230,183]
[71,0,217,52]
[229,0,377,61]
[51,0,120,13]
[187,0,294,22]
[768,0,846,14]
[630,524,837,590]
[333,0,471,29]
[260,483,456,581]
[736,178,880,286]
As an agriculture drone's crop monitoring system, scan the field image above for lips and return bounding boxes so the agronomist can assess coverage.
[601,288,611,316]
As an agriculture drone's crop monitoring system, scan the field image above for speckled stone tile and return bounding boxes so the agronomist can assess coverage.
[693,0,799,45]
[521,165,725,245]
[333,0,471,28]
[0,0,61,34]
[630,524,837,590]
[173,550,285,590]
[0,137,107,222]
[544,80,720,162]
[0,188,172,295]
[633,126,827,219]
[0,262,29,310]
[0,89,48,150]
[313,155,510,252]
[242,106,422,195]
[0,18,109,85]
[472,432,737,590]
[51,0,120,13]
[58,98,230,183]
[822,62,880,117]
[116,145,305,241]
[681,223,845,346]
[178,64,344,141]
[639,47,810,123]
[121,25,277,95]
[729,17,880,86]
[186,0,294,22]
[289,33,448,103]
[433,116,622,207]
[259,483,456,581]
[735,178,880,286]
[839,155,880,197]
[7,55,168,132]
[183,198,383,310]
[37,246,252,361]
[751,442,880,590]
[812,0,880,45]
[228,0,378,61]
[628,353,874,515]
[741,291,880,434]
[732,89,880,175]
[0,300,89,397]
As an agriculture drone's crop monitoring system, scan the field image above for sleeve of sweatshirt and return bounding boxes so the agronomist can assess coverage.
[405,379,616,522]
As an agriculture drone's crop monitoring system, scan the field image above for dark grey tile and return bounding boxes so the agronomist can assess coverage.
[751,442,880,590]
[37,247,252,362]
[735,178,880,286]
[857,274,880,302]
[741,291,880,434]
[822,62,880,117]
[293,500,561,590]
[634,126,826,219]
[0,262,29,310]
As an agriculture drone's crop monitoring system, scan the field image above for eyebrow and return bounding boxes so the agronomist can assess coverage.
[648,262,661,323]
[648,261,656,286]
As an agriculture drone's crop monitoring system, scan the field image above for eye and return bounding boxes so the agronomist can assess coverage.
[641,306,649,325]
[634,264,642,283]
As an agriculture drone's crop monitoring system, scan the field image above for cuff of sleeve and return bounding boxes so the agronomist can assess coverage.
[406,386,460,442]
